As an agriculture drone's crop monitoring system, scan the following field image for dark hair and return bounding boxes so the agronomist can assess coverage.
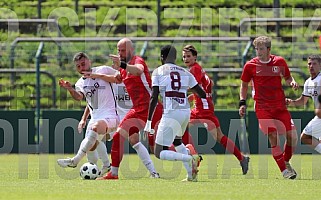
[183,45,198,56]
[161,45,177,61]
[73,52,89,62]
[308,54,321,63]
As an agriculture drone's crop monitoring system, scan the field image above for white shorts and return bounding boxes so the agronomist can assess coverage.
[303,116,321,140]
[155,110,190,147]
[86,116,120,141]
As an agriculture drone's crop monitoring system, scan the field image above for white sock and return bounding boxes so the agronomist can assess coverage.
[174,144,192,177]
[111,166,119,176]
[87,150,98,164]
[132,142,157,174]
[314,143,321,153]
[96,140,110,167]
[73,130,98,164]
[159,150,191,162]
[175,144,189,155]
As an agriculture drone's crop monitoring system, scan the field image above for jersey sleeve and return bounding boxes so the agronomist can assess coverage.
[101,66,117,75]
[75,79,84,93]
[188,71,198,88]
[279,57,291,78]
[190,65,202,83]
[240,62,252,82]
[302,79,310,97]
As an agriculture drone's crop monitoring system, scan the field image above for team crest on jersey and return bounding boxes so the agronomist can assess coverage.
[272,66,280,73]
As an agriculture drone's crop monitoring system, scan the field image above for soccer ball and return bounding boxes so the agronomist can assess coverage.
[79,162,100,180]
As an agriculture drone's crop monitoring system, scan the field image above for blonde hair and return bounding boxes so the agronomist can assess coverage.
[73,52,89,62]
[253,36,271,48]
[183,45,198,56]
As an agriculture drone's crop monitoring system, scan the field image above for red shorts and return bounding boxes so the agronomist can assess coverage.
[119,103,163,136]
[255,108,295,135]
[190,109,220,130]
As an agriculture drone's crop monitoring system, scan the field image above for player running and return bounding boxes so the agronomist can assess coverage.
[144,45,205,182]
[182,45,249,175]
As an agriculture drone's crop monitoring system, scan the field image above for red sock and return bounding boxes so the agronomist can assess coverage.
[283,144,295,162]
[220,135,243,161]
[271,146,286,172]
[182,130,194,146]
[111,132,125,167]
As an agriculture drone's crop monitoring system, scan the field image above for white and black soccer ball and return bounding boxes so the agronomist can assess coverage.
[79,162,100,180]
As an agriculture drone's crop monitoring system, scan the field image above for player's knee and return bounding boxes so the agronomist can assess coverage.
[300,132,306,140]
[91,125,98,132]
[300,133,312,144]
[154,144,167,159]
[129,133,139,146]
[154,149,161,159]
[172,139,182,147]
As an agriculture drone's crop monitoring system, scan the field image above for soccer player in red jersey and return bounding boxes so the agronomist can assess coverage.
[182,45,249,175]
[98,38,162,179]
[239,36,299,179]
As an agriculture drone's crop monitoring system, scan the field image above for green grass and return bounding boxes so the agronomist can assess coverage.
[1,154,321,200]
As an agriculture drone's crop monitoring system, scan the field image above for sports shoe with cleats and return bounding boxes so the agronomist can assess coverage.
[240,156,250,175]
[186,144,203,167]
[181,177,197,182]
[191,155,201,180]
[150,172,160,178]
[285,161,297,179]
[96,171,118,180]
[283,169,297,179]
[98,165,111,178]
[57,158,77,168]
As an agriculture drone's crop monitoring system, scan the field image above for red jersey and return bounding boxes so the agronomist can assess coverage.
[120,55,152,111]
[241,55,291,109]
[189,62,214,112]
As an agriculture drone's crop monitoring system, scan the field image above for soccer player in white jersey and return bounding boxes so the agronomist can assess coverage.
[144,45,206,182]
[57,52,121,169]
[286,55,321,153]
[78,82,133,175]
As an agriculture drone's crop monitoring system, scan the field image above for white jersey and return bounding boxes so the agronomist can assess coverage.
[75,66,117,119]
[113,82,132,119]
[152,63,198,113]
[302,72,321,108]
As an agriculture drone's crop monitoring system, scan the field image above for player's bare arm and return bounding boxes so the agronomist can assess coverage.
[109,54,144,76]
[78,106,90,133]
[239,81,249,117]
[190,84,206,99]
[144,86,159,134]
[58,78,83,101]
[82,71,122,84]
[285,76,299,90]
[286,95,309,107]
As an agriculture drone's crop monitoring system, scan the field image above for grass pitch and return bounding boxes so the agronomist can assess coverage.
[1,154,321,200]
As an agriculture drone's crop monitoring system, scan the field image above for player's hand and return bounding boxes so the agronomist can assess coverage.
[109,54,121,70]
[291,81,299,90]
[143,120,154,140]
[239,105,246,117]
[78,120,86,134]
[58,78,72,89]
[187,94,195,103]
[285,98,293,106]
[114,73,122,84]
